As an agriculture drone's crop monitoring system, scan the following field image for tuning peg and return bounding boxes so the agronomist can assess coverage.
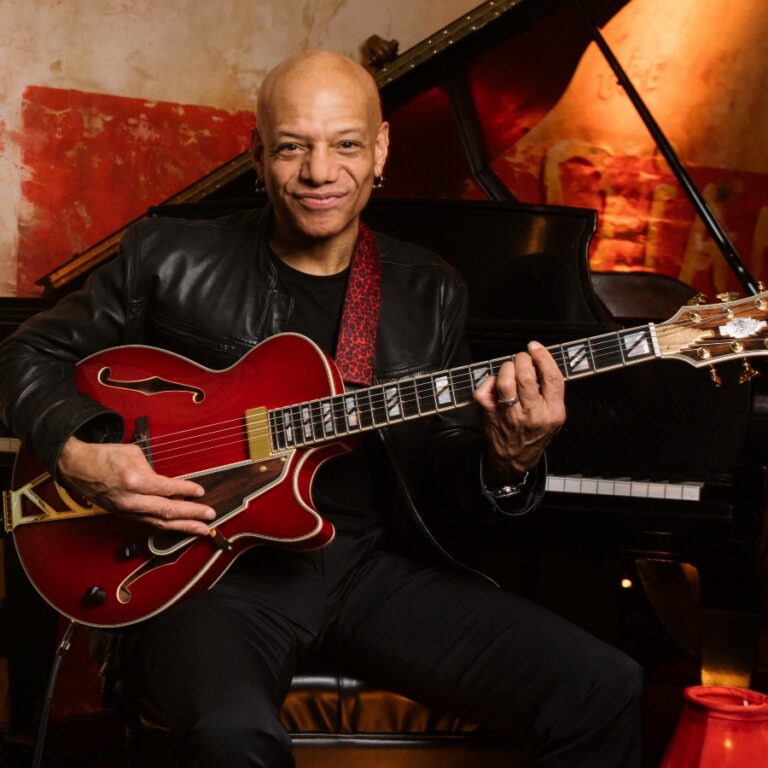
[739,359,760,384]
[687,294,708,306]
[716,292,741,303]
[709,366,722,387]
[757,281,765,292]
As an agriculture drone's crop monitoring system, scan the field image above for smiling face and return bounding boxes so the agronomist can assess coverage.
[253,51,389,259]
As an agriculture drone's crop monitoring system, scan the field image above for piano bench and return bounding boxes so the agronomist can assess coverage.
[124,657,533,767]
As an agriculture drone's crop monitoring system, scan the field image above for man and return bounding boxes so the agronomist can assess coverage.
[0,50,642,766]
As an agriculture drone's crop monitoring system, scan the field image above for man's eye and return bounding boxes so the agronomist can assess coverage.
[339,141,361,151]
[276,143,301,153]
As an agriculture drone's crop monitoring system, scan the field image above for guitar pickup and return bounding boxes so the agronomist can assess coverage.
[244,407,272,461]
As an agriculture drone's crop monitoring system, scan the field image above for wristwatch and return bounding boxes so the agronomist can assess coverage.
[483,471,530,500]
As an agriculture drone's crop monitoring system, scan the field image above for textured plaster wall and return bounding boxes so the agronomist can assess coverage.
[0,0,477,296]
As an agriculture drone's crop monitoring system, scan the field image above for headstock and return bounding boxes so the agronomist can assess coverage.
[656,291,768,373]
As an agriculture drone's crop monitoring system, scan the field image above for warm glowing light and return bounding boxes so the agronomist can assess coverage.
[621,578,633,589]
[724,738,733,750]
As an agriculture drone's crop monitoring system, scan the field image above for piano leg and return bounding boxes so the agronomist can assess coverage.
[635,559,700,657]
[636,558,760,688]
[699,560,761,688]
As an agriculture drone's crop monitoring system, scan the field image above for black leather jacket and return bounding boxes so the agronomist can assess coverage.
[0,208,544,572]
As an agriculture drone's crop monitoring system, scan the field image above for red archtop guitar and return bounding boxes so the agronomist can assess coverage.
[5,292,768,628]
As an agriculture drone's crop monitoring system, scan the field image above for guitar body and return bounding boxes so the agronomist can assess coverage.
[10,334,347,628]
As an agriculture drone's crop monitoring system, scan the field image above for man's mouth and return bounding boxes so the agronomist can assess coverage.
[293,192,348,210]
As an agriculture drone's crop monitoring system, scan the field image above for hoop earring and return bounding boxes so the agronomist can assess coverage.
[373,174,385,190]
[254,175,265,193]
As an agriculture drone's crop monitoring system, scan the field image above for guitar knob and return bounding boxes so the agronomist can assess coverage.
[709,366,722,387]
[84,586,107,606]
[120,540,139,559]
[687,293,708,306]
[716,291,741,303]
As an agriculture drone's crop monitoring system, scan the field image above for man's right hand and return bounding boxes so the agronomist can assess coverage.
[57,436,215,535]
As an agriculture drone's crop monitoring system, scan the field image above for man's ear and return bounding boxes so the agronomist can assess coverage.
[374,121,390,176]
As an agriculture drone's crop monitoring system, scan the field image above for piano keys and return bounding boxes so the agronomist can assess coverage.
[546,474,704,502]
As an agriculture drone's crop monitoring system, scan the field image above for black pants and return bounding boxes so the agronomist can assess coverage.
[128,532,643,767]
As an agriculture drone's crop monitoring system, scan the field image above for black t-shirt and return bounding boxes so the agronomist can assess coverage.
[271,251,384,536]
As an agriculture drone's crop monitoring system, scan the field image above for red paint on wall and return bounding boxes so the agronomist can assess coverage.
[17,86,255,296]
[487,147,768,296]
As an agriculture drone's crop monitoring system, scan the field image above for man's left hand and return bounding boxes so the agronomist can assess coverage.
[473,341,565,481]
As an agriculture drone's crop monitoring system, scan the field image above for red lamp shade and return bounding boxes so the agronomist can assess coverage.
[661,686,768,767]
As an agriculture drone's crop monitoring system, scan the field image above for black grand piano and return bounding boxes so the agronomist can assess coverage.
[2,0,766,747]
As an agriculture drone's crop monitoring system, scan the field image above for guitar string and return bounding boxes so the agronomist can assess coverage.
[122,303,765,455]
[134,329,646,450]
[142,379,482,463]
[144,351,738,471]
[136,335,753,467]
[146,341,731,473]
[130,327,752,463]
[140,328,744,447]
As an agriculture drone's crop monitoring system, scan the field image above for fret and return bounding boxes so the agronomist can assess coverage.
[586,337,596,371]
[318,399,335,438]
[451,367,474,405]
[299,404,316,442]
[470,363,492,390]
[343,395,360,431]
[280,408,295,447]
[591,332,624,371]
[305,401,322,441]
[447,370,458,406]
[332,395,348,435]
[396,384,406,418]
[399,379,420,418]
[620,327,655,362]
[356,390,375,429]
[370,385,389,426]
[433,373,454,409]
[561,340,594,378]
[383,385,402,420]
[415,375,436,413]
[269,410,285,451]
[289,406,304,446]
[551,344,567,378]
[616,332,627,365]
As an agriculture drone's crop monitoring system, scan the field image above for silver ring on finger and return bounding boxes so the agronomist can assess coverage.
[498,396,520,408]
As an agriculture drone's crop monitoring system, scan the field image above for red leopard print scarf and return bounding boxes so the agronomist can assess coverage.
[334,221,380,386]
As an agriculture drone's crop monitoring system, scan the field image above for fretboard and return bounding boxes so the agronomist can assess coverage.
[268,323,659,451]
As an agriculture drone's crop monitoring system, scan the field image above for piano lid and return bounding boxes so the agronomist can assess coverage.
[35,0,630,295]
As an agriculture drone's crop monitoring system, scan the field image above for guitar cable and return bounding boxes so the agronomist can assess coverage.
[31,620,79,768]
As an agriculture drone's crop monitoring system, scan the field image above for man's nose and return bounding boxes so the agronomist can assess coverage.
[301,147,338,185]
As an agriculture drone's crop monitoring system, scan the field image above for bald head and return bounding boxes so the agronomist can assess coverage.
[251,49,389,266]
[257,49,382,132]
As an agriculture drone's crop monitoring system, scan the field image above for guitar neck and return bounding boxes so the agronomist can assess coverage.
[268,323,659,451]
